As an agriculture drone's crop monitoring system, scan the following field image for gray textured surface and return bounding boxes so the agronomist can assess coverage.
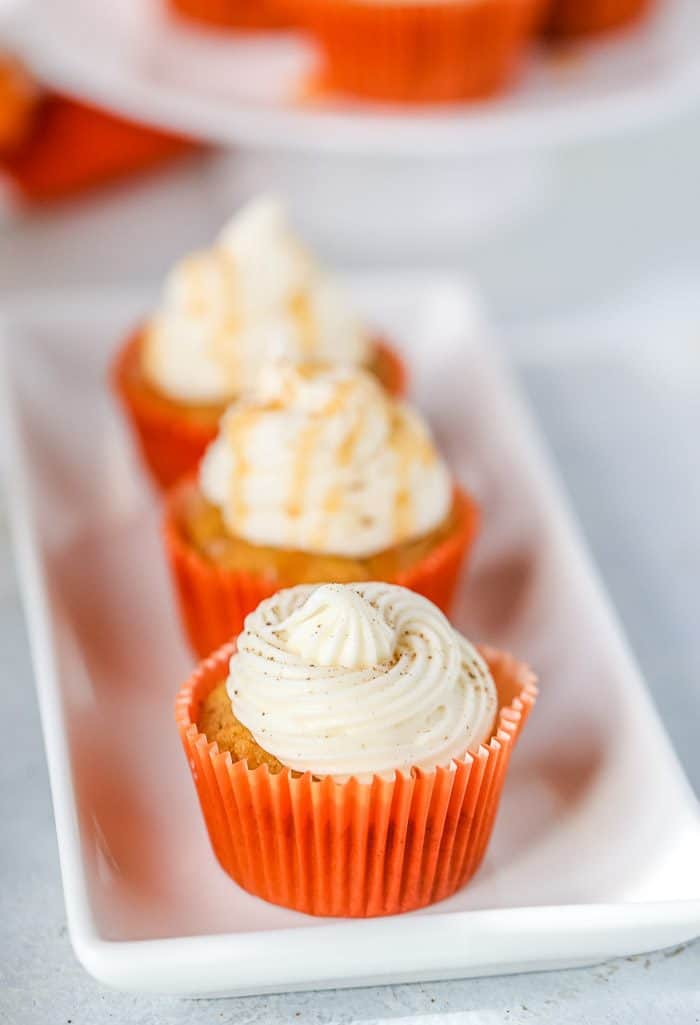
[521,360,700,795]
[1,355,699,1024]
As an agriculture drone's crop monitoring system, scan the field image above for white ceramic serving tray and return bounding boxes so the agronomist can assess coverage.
[4,0,700,153]
[2,275,700,998]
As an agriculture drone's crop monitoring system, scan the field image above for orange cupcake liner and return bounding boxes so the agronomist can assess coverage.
[111,330,218,491]
[297,0,547,104]
[164,481,480,658]
[176,641,537,917]
[167,0,292,29]
[112,330,407,491]
[544,0,652,36]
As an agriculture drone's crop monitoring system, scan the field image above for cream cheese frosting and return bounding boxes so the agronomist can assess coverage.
[199,362,452,559]
[227,582,498,781]
[142,196,369,404]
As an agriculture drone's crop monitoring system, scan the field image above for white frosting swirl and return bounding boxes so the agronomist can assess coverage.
[200,363,452,559]
[227,583,498,781]
[282,584,396,667]
[142,196,369,404]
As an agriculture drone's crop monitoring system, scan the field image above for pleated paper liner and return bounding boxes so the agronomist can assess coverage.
[544,0,653,37]
[295,0,548,104]
[112,330,408,492]
[176,641,537,917]
[164,481,480,658]
[167,0,292,29]
[111,330,221,492]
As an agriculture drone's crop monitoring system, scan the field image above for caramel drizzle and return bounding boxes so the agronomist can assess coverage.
[390,410,435,542]
[288,291,316,359]
[311,409,364,550]
[225,408,262,529]
[393,431,414,542]
[209,250,243,391]
[223,373,438,553]
[337,411,366,468]
[289,378,356,547]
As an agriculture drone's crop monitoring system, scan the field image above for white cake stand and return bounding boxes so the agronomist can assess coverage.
[3,0,700,253]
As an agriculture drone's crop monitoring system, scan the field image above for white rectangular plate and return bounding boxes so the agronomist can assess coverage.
[2,275,700,998]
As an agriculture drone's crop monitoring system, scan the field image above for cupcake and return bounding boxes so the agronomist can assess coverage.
[176,582,537,916]
[544,0,653,37]
[298,0,548,103]
[112,197,406,489]
[167,0,290,30]
[164,362,479,657]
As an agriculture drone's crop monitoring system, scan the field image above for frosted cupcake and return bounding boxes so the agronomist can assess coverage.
[298,0,548,103]
[176,582,537,916]
[113,197,405,489]
[164,362,479,657]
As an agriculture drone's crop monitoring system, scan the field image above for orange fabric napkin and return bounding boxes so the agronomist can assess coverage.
[1,85,198,205]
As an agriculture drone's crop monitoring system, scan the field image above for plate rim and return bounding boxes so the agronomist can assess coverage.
[1,277,700,997]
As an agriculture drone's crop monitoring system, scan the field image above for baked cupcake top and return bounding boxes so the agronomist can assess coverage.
[142,196,369,404]
[227,582,498,782]
[200,362,452,558]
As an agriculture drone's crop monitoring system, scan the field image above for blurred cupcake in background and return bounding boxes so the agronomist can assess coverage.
[113,196,406,489]
[297,0,548,103]
[544,0,654,37]
[0,54,41,155]
[176,581,537,916]
[164,362,479,656]
[167,0,291,30]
